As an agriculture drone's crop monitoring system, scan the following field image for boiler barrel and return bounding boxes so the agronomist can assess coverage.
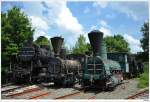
[63,60,81,70]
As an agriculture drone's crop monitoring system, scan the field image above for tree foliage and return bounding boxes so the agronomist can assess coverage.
[104,35,130,53]
[72,35,89,54]
[61,41,70,54]
[35,36,50,46]
[2,7,34,69]
[140,22,149,59]
[35,36,52,50]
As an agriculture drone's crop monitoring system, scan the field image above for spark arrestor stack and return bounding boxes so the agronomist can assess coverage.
[88,30,103,56]
[51,37,64,56]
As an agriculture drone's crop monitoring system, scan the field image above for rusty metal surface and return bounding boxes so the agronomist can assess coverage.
[6,87,41,97]
[55,91,82,99]
[88,96,96,99]
[29,92,50,99]
[2,85,26,93]
[127,89,149,99]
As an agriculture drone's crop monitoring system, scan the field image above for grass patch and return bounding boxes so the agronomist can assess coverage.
[138,62,149,88]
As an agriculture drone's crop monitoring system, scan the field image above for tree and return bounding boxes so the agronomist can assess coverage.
[140,21,149,60]
[35,36,50,46]
[104,35,130,53]
[72,35,89,54]
[61,41,70,54]
[35,36,52,50]
[2,7,34,69]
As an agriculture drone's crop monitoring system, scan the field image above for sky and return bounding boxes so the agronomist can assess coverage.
[1,0,149,53]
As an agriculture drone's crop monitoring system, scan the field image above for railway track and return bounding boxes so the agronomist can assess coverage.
[29,88,96,99]
[127,89,149,99]
[2,84,58,99]
[2,83,14,88]
[6,87,41,98]
[2,80,147,99]
[1,85,26,93]
[2,85,42,98]
[1,85,116,99]
[88,96,96,99]
[54,88,85,99]
[55,91,82,99]
[29,91,50,99]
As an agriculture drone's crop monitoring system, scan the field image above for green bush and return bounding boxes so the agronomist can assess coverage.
[138,62,149,88]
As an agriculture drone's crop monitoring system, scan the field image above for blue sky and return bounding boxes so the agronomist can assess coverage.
[1,0,149,53]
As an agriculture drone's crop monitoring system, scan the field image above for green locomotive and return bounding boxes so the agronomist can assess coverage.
[83,30,123,89]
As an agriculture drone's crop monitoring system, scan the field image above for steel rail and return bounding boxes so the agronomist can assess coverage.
[2,85,26,93]
[55,91,82,99]
[29,92,50,99]
[6,87,41,97]
[88,96,96,99]
[126,89,149,99]
[2,83,14,88]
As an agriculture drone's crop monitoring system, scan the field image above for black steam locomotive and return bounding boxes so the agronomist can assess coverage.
[43,37,82,86]
[10,36,82,86]
[10,38,52,83]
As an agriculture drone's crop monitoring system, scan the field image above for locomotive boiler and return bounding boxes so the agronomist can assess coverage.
[47,37,82,86]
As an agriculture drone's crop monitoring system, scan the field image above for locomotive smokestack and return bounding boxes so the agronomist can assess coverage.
[51,37,64,56]
[88,30,104,56]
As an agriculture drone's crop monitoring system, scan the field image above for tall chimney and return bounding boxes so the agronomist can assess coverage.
[51,37,64,56]
[88,30,103,56]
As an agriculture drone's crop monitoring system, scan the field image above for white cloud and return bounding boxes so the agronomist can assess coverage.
[33,30,50,41]
[99,27,112,37]
[22,2,46,18]
[90,25,97,31]
[29,16,49,31]
[20,0,84,47]
[110,2,148,21]
[92,1,108,15]
[56,4,83,34]
[97,26,142,53]
[45,0,83,35]
[92,2,148,21]
[123,34,143,53]
[123,34,140,45]
[93,1,108,8]
[34,30,50,40]
[99,20,108,27]
[29,16,50,40]
[42,0,84,47]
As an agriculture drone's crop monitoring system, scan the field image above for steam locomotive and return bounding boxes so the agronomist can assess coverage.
[42,37,82,86]
[9,30,144,89]
[82,31,123,89]
[10,38,53,83]
[82,30,144,89]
